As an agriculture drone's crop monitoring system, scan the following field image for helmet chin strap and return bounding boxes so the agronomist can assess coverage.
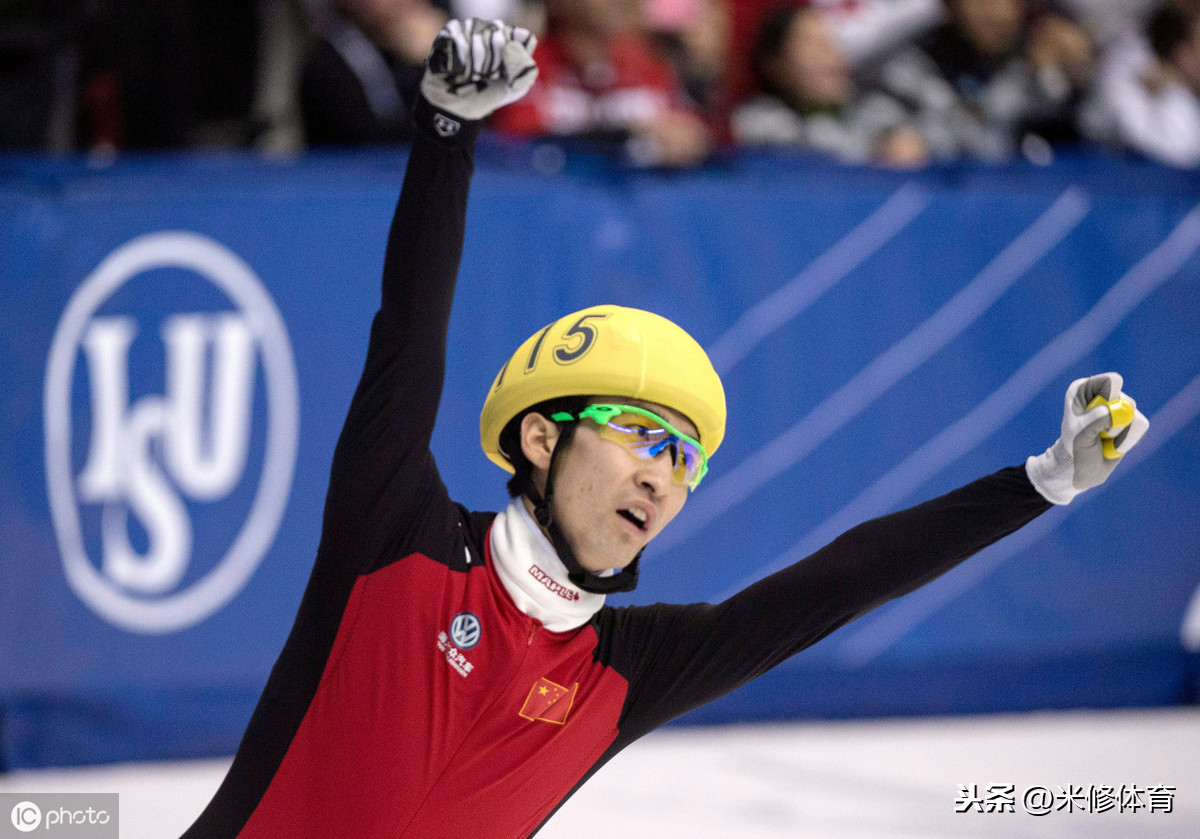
[526,423,641,595]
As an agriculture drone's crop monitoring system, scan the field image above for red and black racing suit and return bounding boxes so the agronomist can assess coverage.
[182,97,1051,838]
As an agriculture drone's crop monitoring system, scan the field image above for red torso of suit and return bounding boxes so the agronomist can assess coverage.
[240,532,627,838]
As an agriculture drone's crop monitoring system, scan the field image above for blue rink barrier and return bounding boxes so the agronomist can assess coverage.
[1,143,1198,769]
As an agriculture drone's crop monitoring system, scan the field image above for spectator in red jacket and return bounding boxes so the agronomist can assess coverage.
[489,0,712,166]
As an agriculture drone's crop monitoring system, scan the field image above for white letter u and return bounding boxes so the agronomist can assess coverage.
[161,313,256,500]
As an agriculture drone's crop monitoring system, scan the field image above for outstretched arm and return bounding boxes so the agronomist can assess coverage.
[607,373,1149,738]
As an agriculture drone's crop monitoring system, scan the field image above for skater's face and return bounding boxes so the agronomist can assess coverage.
[520,398,695,573]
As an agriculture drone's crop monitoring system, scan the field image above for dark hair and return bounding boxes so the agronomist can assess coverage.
[499,395,591,498]
[1148,2,1199,61]
[751,3,807,98]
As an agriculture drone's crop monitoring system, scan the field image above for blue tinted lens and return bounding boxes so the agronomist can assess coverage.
[579,405,708,489]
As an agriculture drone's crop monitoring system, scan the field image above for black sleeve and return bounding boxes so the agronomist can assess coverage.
[314,96,482,578]
[178,98,482,839]
[602,465,1052,741]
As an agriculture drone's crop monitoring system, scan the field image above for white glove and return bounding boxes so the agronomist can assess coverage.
[420,18,538,121]
[1026,372,1149,504]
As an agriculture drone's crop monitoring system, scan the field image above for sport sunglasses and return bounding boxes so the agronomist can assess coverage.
[550,404,709,490]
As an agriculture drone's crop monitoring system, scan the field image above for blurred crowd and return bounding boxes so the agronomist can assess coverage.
[4,0,1200,168]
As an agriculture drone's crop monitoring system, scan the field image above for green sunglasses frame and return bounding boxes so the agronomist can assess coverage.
[550,403,709,489]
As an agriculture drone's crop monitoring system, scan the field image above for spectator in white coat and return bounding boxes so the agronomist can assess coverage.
[1082,1,1200,166]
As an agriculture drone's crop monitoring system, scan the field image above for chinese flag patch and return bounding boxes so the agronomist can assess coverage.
[519,677,578,725]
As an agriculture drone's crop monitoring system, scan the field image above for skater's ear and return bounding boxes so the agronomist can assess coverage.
[519,411,561,475]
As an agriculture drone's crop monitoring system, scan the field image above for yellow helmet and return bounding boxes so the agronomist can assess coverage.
[480,305,726,472]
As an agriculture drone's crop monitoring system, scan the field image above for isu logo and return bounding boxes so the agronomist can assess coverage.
[519,676,578,725]
[44,232,299,633]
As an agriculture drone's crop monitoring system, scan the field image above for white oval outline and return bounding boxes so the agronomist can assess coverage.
[44,231,299,634]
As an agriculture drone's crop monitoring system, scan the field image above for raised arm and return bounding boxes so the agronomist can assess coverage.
[179,25,540,837]
[377,19,539,433]
[607,374,1149,739]
[319,21,538,575]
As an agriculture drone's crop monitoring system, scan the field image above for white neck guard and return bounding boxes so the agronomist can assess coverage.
[489,498,606,632]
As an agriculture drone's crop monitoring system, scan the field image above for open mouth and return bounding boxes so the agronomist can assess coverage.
[617,508,648,531]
